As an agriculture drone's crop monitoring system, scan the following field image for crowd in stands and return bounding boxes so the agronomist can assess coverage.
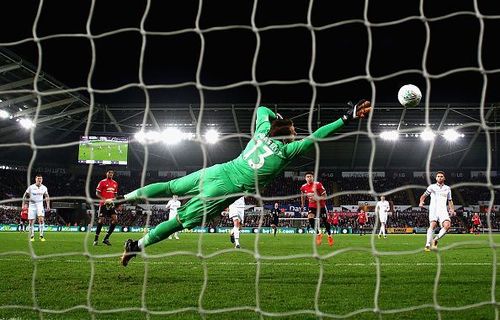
[1,169,498,232]
[0,206,63,225]
[1,202,497,233]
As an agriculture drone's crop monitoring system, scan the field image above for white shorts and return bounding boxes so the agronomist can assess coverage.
[169,211,178,220]
[379,212,388,224]
[28,203,45,220]
[229,207,244,223]
[429,211,450,226]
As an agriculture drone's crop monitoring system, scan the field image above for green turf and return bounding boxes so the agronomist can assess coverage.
[78,141,128,162]
[0,232,498,319]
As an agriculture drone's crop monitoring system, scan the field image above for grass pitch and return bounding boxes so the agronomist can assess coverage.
[0,232,498,319]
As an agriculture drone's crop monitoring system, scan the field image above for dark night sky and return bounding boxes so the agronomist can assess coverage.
[1,0,500,105]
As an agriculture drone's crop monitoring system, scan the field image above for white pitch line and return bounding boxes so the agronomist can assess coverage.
[0,258,497,267]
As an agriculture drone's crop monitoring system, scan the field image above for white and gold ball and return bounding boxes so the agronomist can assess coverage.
[397,84,422,107]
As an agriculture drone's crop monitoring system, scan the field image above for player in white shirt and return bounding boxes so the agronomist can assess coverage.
[166,195,182,240]
[22,174,50,241]
[228,196,245,248]
[375,196,391,239]
[419,171,455,251]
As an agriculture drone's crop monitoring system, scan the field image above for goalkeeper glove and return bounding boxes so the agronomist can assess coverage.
[341,99,367,124]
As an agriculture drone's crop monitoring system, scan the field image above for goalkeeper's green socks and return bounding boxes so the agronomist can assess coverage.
[125,182,172,202]
[138,218,184,248]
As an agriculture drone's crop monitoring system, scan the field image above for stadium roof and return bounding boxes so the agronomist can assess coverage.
[0,1,499,171]
[0,47,498,171]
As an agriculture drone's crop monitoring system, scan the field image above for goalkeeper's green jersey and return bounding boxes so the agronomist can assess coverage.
[221,106,345,193]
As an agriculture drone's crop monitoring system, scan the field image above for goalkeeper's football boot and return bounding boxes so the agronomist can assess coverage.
[30,236,35,242]
[121,239,141,267]
[424,245,431,252]
[40,236,46,242]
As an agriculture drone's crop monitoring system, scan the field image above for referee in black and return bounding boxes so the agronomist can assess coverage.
[270,202,280,237]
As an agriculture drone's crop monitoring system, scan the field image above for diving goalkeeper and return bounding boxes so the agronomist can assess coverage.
[119,100,372,266]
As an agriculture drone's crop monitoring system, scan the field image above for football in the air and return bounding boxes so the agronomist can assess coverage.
[397,84,422,107]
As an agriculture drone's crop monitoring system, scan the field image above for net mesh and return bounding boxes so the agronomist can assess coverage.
[0,0,499,318]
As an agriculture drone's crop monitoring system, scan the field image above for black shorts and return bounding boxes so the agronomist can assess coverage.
[309,207,328,220]
[98,205,117,218]
[272,217,279,225]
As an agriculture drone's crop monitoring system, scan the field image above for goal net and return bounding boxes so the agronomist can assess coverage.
[0,1,499,319]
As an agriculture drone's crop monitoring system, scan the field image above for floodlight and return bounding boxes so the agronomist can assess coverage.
[380,131,399,141]
[162,127,183,145]
[420,129,435,141]
[19,118,35,129]
[205,129,220,144]
[0,109,9,119]
[134,131,146,144]
[442,129,461,142]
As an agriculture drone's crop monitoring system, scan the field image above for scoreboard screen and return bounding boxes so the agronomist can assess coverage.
[78,136,128,165]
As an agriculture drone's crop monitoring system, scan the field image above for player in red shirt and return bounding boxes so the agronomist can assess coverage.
[472,213,481,236]
[94,169,119,246]
[330,211,340,234]
[300,171,333,246]
[18,207,28,232]
[357,210,368,236]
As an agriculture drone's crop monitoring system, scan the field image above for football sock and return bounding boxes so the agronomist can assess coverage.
[138,218,183,248]
[39,223,44,237]
[104,223,116,240]
[125,182,173,201]
[94,223,103,241]
[233,228,240,246]
[426,227,434,246]
[324,221,332,235]
[308,218,315,231]
[434,227,447,241]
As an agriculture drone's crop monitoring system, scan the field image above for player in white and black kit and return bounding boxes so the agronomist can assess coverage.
[270,202,280,237]
[419,171,455,251]
[22,174,50,241]
[166,195,181,240]
[229,197,245,248]
[375,196,390,239]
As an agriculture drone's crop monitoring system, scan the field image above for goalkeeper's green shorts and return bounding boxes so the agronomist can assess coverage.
[171,164,242,229]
